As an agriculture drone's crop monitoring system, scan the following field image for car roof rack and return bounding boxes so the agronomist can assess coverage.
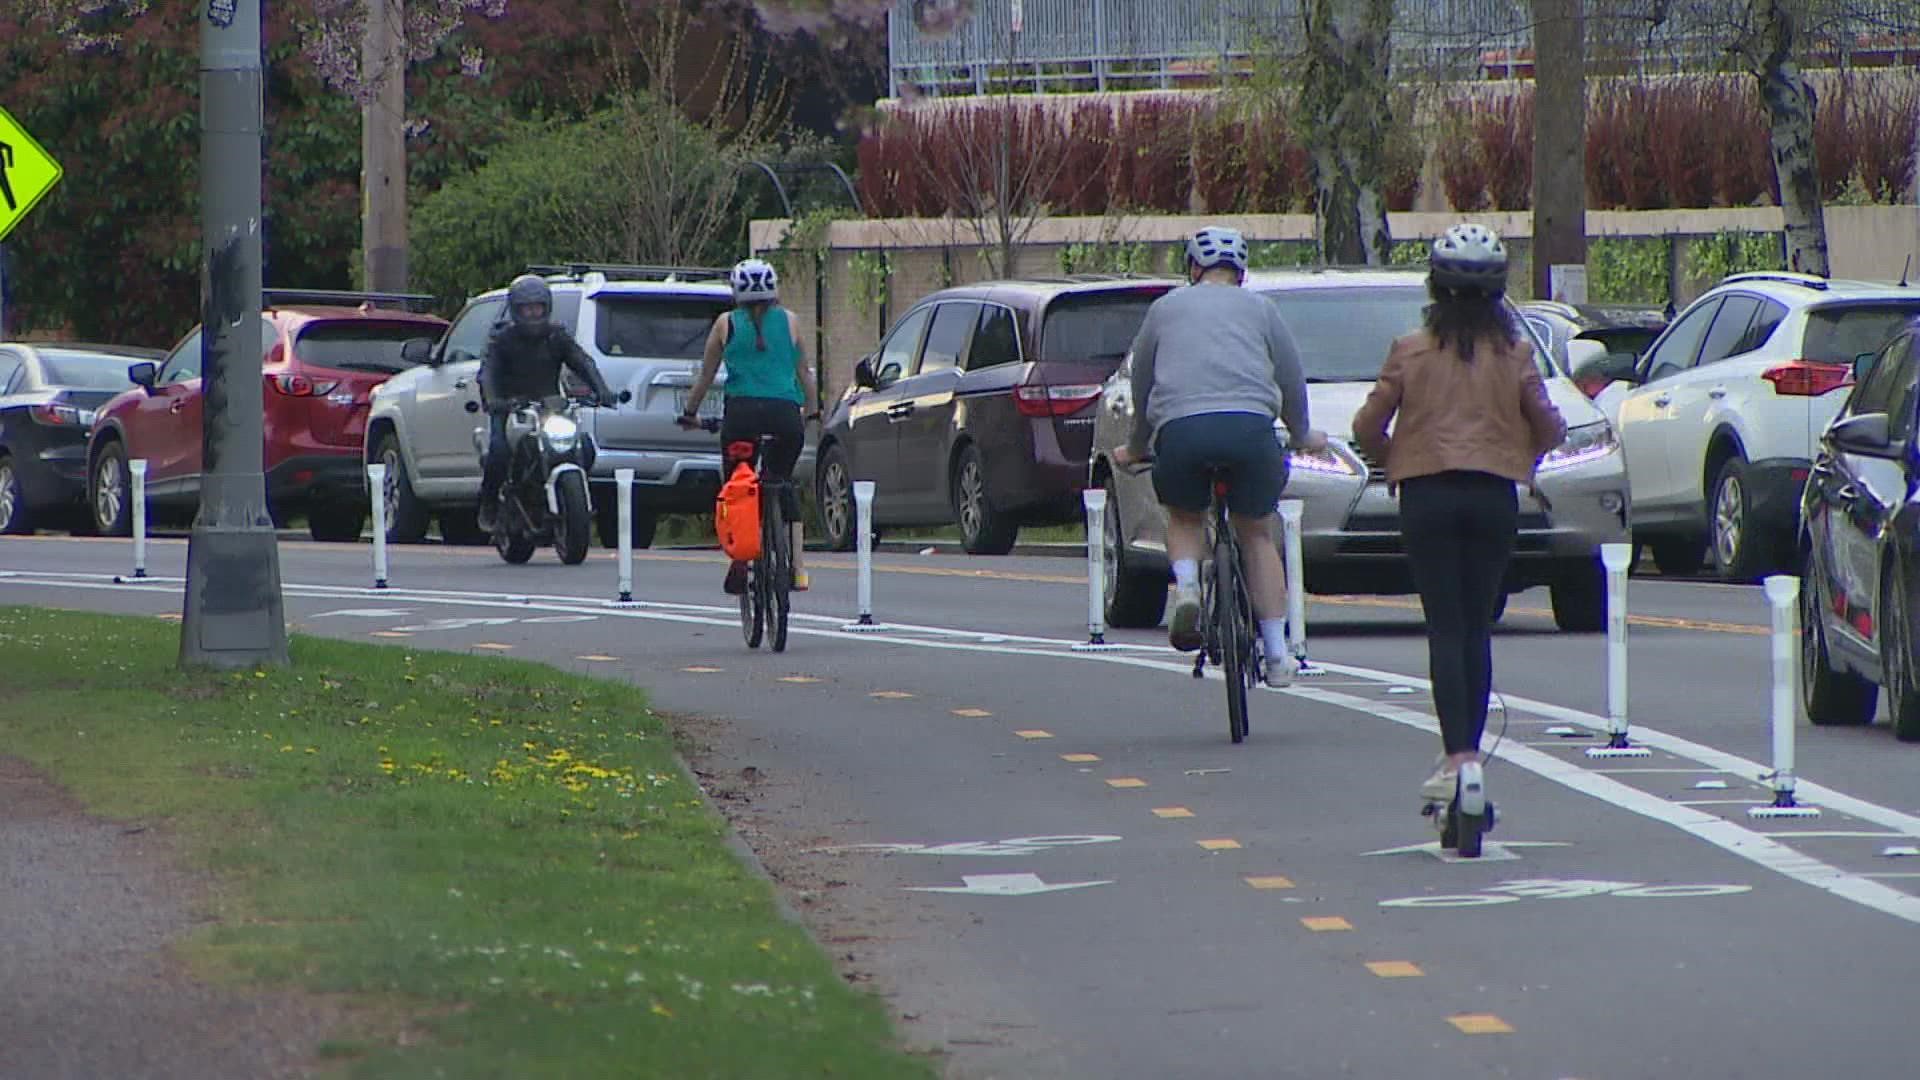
[1720,271,1830,291]
[263,288,439,310]
[524,263,732,284]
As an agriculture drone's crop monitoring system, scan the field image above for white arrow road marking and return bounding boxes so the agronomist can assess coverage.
[809,835,1122,857]
[391,616,520,632]
[905,873,1113,896]
[311,608,415,618]
[1361,840,1568,863]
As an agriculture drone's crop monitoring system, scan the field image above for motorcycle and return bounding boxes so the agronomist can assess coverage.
[474,394,602,566]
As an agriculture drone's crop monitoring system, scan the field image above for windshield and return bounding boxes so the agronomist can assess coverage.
[1259,285,1554,381]
[39,350,145,389]
[1804,304,1920,365]
[1041,290,1166,365]
[295,322,440,374]
[594,296,732,360]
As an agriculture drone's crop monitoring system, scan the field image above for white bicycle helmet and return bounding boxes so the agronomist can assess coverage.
[1186,226,1249,276]
[729,258,779,302]
[1429,223,1509,294]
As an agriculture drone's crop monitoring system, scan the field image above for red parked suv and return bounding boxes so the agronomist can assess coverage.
[87,291,448,541]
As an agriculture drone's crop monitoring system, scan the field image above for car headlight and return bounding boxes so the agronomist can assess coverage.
[541,413,578,451]
[1538,420,1619,472]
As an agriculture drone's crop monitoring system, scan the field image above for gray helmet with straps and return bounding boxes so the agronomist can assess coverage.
[1429,224,1508,294]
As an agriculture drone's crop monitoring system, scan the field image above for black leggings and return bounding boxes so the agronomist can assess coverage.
[1399,471,1519,755]
[721,396,804,521]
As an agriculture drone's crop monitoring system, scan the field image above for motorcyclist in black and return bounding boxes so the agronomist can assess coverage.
[478,274,616,531]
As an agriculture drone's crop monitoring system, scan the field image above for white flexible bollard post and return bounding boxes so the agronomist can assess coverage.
[129,458,149,580]
[1073,488,1122,652]
[366,462,390,589]
[1751,574,1820,818]
[1587,543,1649,757]
[614,468,635,604]
[1277,499,1317,675]
[844,480,883,632]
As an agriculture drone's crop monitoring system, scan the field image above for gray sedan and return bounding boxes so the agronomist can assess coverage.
[1090,268,1633,632]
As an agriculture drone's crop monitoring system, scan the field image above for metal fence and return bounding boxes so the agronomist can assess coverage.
[887,0,1920,97]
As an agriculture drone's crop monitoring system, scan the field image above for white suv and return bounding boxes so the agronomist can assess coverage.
[1601,272,1920,580]
[366,264,793,547]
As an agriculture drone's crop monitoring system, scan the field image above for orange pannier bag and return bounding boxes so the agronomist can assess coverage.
[715,460,763,562]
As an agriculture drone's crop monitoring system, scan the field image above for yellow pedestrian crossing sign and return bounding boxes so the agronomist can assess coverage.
[0,105,63,243]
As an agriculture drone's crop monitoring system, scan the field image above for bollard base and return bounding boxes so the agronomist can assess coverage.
[374,579,388,590]
[616,591,633,604]
[1585,745,1654,758]
[842,622,889,634]
[1748,804,1822,818]
[1072,641,1127,653]
[1294,656,1326,677]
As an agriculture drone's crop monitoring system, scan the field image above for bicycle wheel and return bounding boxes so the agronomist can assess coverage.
[740,555,765,650]
[767,494,791,653]
[1215,531,1249,744]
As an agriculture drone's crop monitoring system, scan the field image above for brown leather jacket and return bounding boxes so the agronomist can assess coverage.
[1351,329,1567,486]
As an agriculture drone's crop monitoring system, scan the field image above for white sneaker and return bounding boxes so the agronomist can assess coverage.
[1420,758,1458,803]
[1264,653,1298,689]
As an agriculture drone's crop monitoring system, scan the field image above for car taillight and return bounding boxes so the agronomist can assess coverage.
[1014,382,1103,418]
[270,373,341,397]
[1761,360,1852,397]
[29,402,92,426]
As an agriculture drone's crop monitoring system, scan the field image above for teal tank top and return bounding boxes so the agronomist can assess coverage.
[722,307,803,405]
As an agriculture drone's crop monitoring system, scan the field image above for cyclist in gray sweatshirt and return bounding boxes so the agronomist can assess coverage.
[1112,226,1324,686]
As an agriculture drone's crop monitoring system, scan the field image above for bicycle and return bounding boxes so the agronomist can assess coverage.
[700,418,792,653]
[1125,457,1265,744]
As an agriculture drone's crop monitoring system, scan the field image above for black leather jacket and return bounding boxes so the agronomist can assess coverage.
[479,321,614,412]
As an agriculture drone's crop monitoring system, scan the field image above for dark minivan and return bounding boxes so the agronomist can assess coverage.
[816,277,1175,554]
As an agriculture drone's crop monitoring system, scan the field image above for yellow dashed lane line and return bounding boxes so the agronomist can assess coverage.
[1448,1014,1514,1034]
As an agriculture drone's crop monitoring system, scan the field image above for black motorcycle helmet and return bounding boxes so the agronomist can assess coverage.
[507,274,553,333]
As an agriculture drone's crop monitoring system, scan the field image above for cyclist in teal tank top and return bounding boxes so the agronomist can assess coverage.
[679,258,821,594]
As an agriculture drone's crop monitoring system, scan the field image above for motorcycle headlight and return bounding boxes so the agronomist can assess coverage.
[1538,420,1619,472]
[541,413,578,452]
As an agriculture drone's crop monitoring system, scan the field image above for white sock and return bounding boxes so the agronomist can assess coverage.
[1260,618,1290,660]
[1172,559,1199,594]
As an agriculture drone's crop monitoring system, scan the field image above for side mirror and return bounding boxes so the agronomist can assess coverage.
[127,361,158,393]
[618,389,633,404]
[1854,351,1878,382]
[401,338,437,366]
[1830,411,1892,452]
[853,357,878,389]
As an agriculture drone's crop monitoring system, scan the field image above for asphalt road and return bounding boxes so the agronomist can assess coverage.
[5,532,1920,1079]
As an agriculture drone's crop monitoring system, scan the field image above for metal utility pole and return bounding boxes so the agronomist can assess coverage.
[362,0,408,293]
[1532,0,1588,301]
[181,0,288,669]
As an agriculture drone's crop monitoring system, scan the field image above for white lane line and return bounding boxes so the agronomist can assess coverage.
[8,569,1920,925]
[1286,684,1920,926]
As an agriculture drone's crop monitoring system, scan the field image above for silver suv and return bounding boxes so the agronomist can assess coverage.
[367,264,804,547]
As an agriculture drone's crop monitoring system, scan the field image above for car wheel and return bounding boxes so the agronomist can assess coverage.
[1101,475,1167,629]
[1490,589,1510,624]
[595,500,657,549]
[0,455,30,534]
[1882,567,1920,742]
[953,444,1017,556]
[817,445,856,553]
[374,435,430,543]
[308,500,367,542]
[91,442,132,537]
[1548,563,1606,632]
[1802,568,1877,726]
[438,508,489,546]
[1647,535,1705,577]
[1709,456,1781,581]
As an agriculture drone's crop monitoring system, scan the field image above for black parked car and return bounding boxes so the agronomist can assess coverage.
[0,342,157,533]
[815,277,1175,554]
[1799,320,1920,740]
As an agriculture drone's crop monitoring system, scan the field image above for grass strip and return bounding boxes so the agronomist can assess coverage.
[0,606,932,1079]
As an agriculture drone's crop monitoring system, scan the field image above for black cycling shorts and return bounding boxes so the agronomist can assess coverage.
[721,395,804,519]
[1152,411,1289,517]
